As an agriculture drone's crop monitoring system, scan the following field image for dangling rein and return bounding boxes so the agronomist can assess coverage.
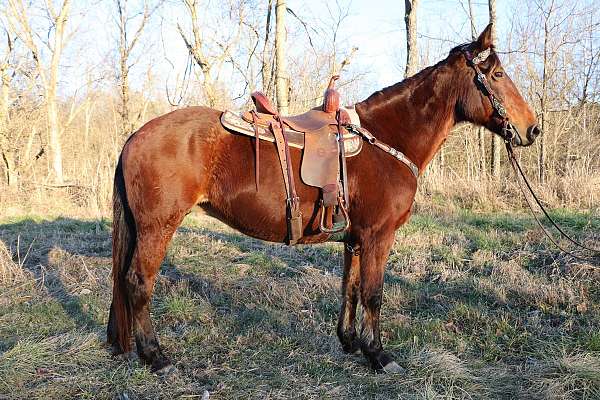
[504,142,600,263]
[461,46,599,263]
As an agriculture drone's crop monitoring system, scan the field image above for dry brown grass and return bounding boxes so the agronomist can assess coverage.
[0,206,599,399]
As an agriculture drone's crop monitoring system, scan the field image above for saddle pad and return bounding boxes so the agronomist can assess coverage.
[301,126,339,188]
[220,111,363,157]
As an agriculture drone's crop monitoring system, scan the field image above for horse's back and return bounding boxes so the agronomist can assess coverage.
[119,106,225,227]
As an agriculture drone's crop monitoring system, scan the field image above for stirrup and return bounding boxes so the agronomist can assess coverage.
[319,199,350,234]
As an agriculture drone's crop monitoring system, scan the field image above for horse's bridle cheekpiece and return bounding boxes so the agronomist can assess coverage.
[463,46,520,145]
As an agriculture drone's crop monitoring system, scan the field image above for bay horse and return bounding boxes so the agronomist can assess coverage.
[107,24,540,374]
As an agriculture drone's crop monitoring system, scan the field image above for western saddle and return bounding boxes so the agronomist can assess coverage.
[221,76,361,244]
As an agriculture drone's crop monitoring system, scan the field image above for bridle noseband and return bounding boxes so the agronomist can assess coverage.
[462,47,520,145]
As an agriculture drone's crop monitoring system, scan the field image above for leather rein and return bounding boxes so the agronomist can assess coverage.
[465,47,600,263]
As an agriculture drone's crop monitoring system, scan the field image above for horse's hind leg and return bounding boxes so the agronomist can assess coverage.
[337,242,361,353]
[127,227,178,373]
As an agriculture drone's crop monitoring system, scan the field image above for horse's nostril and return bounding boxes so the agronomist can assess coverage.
[528,125,541,139]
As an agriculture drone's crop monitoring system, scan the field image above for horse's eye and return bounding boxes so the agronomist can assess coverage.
[494,71,504,79]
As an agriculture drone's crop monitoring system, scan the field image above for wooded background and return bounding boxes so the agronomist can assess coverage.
[1,0,599,215]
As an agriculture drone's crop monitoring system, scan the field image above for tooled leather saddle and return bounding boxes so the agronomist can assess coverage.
[221,76,363,245]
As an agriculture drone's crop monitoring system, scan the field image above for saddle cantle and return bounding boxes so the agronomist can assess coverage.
[221,76,361,244]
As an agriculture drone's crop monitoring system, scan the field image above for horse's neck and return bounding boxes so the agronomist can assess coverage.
[355,63,458,172]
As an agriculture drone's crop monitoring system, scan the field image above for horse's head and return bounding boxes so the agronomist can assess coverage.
[454,24,540,147]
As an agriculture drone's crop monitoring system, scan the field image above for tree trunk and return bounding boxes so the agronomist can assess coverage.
[468,0,486,177]
[261,0,274,97]
[47,0,70,183]
[117,0,132,136]
[477,128,486,177]
[179,0,216,108]
[120,62,131,136]
[467,0,477,40]
[539,11,549,184]
[0,64,15,186]
[275,0,289,115]
[488,0,501,178]
[404,0,419,78]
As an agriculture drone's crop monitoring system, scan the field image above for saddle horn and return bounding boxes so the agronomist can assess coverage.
[322,75,341,114]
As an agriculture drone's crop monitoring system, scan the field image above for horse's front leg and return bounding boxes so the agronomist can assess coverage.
[359,232,404,373]
[337,241,361,353]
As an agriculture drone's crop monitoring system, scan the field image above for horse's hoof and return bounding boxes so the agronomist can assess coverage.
[382,361,405,374]
[107,342,137,360]
[155,364,178,378]
[341,340,361,355]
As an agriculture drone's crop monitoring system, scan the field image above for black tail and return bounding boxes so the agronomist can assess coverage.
[108,156,137,353]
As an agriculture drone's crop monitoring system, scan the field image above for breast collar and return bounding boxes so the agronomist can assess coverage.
[341,106,420,179]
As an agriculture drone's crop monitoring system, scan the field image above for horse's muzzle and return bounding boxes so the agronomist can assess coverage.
[510,123,540,147]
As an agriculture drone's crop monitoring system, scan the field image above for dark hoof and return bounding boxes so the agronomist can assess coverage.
[108,343,137,360]
[154,363,178,379]
[368,351,404,374]
[341,339,361,354]
[151,356,176,375]
[107,341,123,355]
[382,361,405,374]
[338,330,361,354]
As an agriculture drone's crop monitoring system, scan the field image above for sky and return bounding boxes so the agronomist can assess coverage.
[288,0,515,89]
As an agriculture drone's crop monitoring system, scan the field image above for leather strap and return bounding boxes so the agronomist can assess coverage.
[348,125,419,178]
[271,120,303,244]
[337,111,349,207]
[251,111,260,191]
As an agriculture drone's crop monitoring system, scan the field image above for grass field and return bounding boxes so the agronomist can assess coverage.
[1,208,600,399]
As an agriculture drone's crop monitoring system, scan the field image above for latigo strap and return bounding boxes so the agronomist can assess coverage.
[271,120,303,244]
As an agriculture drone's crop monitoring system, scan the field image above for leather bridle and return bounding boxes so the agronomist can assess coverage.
[464,47,600,262]
[463,47,521,146]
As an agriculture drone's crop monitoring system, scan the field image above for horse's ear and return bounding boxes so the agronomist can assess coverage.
[476,23,494,50]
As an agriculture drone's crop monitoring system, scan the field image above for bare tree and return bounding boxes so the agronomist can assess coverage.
[466,0,486,176]
[488,0,501,178]
[275,0,289,115]
[115,0,157,136]
[260,0,275,98]
[0,27,16,186]
[6,0,71,184]
[404,0,420,78]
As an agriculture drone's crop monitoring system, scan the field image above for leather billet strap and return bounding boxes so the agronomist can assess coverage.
[347,124,419,179]
[337,111,350,207]
[271,119,303,245]
[251,111,261,191]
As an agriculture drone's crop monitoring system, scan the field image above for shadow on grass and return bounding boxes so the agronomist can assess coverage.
[1,212,597,369]
[0,217,111,331]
